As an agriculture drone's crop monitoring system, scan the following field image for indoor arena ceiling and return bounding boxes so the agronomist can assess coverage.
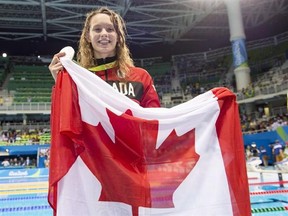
[0,0,288,58]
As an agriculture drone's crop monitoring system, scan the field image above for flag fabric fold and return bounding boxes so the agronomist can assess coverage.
[48,57,251,216]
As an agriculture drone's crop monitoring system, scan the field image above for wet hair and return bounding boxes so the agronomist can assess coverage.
[77,7,134,78]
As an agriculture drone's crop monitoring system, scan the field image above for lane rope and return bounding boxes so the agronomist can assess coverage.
[251,206,288,213]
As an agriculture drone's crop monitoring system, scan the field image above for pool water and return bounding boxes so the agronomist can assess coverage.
[0,194,52,216]
[0,175,52,216]
[0,171,288,216]
[249,171,288,216]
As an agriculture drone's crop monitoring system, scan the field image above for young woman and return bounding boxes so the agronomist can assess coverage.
[49,7,160,108]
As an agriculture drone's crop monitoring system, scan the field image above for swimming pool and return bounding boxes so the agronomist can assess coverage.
[249,171,288,216]
[0,194,52,216]
[0,174,52,216]
[0,171,288,216]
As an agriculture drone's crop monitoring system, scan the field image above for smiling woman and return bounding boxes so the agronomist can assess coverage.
[87,13,118,59]
[48,7,160,108]
[47,7,162,216]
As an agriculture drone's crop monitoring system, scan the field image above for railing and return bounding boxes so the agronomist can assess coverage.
[1,122,50,131]
[0,81,286,113]
[171,31,288,63]
[236,82,288,102]
[270,106,287,116]
[0,102,51,114]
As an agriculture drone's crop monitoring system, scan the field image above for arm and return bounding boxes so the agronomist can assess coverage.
[140,73,161,108]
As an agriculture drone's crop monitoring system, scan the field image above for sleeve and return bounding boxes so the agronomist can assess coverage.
[140,72,161,108]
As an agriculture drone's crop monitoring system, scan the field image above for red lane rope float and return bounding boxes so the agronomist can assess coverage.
[249,181,288,186]
[251,206,288,213]
[250,189,288,195]
[248,177,258,180]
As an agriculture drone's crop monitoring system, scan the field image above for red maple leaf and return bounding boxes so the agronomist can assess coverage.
[79,109,199,215]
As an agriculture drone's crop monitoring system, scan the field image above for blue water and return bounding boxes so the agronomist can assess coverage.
[0,194,52,216]
[250,185,288,216]
[0,176,48,184]
[1,177,288,215]
[0,175,52,216]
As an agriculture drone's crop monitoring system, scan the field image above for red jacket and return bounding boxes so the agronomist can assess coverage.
[93,66,161,108]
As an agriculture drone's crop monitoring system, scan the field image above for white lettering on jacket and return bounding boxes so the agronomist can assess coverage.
[112,82,136,97]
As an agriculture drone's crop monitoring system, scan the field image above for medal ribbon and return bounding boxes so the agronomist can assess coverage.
[88,61,116,72]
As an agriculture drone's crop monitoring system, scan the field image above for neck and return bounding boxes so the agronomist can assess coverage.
[95,56,116,65]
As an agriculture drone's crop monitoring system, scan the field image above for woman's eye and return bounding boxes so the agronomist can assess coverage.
[107,28,114,32]
[92,27,102,32]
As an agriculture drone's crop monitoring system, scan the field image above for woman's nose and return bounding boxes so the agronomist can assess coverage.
[100,28,108,35]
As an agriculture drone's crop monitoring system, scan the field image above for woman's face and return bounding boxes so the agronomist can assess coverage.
[87,13,118,59]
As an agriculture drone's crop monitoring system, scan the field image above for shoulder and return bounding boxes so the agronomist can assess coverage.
[130,66,150,75]
[128,66,153,80]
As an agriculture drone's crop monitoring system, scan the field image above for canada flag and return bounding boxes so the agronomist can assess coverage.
[48,57,251,216]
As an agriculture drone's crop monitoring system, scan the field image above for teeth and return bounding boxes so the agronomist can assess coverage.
[99,40,109,44]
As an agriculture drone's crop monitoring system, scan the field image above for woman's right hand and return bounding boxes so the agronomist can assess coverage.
[48,52,66,82]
